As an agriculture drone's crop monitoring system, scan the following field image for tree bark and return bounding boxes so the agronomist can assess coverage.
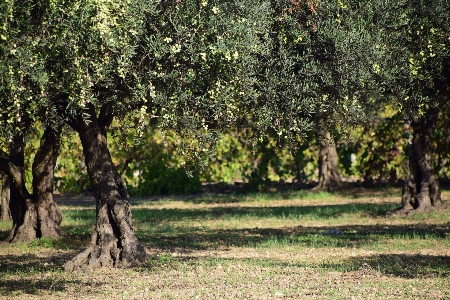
[64,105,146,271]
[312,131,343,191]
[395,107,444,215]
[0,126,63,242]
[32,125,63,238]
[5,134,33,242]
[0,172,11,221]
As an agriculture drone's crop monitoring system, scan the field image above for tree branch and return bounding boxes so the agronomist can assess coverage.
[98,103,115,128]
[53,95,81,131]
[0,150,32,200]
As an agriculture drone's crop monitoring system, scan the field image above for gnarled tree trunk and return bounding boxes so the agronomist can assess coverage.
[32,125,63,238]
[0,172,11,221]
[312,131,343,191]
[0,126,63,242]
[394,107,444,215]
[64,105,146,271]
[5,134,32,242]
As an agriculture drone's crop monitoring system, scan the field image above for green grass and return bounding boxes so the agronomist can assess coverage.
[0,187,449,299]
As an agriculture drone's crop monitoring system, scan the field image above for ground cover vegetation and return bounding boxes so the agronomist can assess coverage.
[0,189,450,298]
[0,0,449,277]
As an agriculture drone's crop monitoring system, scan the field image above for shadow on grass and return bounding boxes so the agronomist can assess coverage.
[53,201,448,252]
[131,202,400,223]
[144,252,450,279]
[2,200,447,252]
[0,278,84,296]
[0,252,86,296]
[136,222,450,251]
[324,253,450,279]
[57,202,400,225]
[54,185,403,207]
[0,230,8,241]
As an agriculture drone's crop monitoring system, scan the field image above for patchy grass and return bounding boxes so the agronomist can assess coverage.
[0,188,450,299]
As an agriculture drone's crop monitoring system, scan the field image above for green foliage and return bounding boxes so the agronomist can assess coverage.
[109,128,202,196]
[2,0,450,198]
[54,131,90,194]
[129,164,201,196]
[201,129,318,190]
[351,0,450,117]
[0,2,50,144]
[338,114,410,184]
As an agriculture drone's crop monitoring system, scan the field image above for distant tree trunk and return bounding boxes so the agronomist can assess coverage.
[0,126,63,242]
[64,104,146,271]
[394,107,444,215]
[312,131,343,191]
[1,172,11,221]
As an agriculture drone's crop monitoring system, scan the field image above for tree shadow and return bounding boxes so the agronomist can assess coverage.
[136,222,450,251]
[323,253,450,279]
[53,184,403,207]
[0,252,87,296]
[3,200,447,253]
[131,202,399,224]
[0,230,8,241]
[142,251,450,279]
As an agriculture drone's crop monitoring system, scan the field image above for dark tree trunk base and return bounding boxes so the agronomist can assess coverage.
[312,132,343,192]
[64,200,146,272]
[6,193,63,242]
[389,107,445,216]
[7,199,38,242]
[1,126,63,243]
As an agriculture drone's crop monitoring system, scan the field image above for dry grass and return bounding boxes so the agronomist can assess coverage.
[1,188,450,299]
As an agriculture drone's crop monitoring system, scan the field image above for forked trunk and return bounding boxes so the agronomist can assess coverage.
[312,131,343,191]
[0,172,11,221]
[394,107,444,215]
[64,114,145,271]
[0,127,63,242]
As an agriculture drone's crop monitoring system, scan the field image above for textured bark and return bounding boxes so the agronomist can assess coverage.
[64,106,145,271]
[0,127,62,242]
[1,172,11,221]
[32,126,63,238]
[3,135,34,242]
[393,107,444,215]
[312,132,343,191]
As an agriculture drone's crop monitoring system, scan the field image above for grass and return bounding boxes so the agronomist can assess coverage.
[0,187,450,299]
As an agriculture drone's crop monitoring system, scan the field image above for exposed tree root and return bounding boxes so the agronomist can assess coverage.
[64,201,146,272]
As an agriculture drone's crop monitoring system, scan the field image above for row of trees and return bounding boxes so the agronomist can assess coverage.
[0,0,449,271]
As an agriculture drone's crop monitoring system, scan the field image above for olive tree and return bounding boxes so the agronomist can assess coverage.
[249,0,381,190]
[31,0,273,271]
[0,1,63,242]
[359,0,450,214]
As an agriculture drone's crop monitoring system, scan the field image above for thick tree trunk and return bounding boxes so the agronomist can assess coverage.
[32,126,63,238]
[5,135,33,242]
[312,131,343,191]
[0,127,63,242]
[394,107,444,215]
[64,112,145,271]
[1,172,11,221]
